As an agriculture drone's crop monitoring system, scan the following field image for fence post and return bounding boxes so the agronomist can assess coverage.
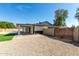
[73,27,79,42]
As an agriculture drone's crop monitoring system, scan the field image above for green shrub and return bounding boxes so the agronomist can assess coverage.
[0,21,15,28]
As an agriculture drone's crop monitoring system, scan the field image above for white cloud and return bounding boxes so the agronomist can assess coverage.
[16,5,32,11]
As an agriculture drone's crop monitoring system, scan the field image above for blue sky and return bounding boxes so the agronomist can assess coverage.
[0,3,79,27]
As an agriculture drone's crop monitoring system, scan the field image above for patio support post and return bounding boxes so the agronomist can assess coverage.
[31,26,33,34]
[18,25,20,35]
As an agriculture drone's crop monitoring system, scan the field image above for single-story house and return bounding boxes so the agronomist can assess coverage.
[16,21,52,35]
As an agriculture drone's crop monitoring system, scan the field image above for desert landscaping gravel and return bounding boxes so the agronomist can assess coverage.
[0,34,79,56]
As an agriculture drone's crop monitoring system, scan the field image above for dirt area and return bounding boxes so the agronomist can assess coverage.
[0,34,79,56]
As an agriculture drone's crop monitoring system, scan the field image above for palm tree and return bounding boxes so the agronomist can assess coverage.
[75,8,79,41]
[75,8,79,23]
[53,9,68,27]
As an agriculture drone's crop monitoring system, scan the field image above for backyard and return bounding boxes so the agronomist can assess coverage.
[0,34,79,56]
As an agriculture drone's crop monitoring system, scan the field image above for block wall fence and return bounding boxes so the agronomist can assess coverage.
[43,27,79,42]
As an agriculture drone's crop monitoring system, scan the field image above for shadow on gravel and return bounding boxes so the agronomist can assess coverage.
[45,35,79,47]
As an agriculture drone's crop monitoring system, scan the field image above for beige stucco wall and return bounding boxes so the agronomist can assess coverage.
[0,28,18,34]
[73,28,79,42]
[35,26,48,31]
[43,28,54,36]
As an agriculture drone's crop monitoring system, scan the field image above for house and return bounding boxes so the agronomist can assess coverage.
[16,21,52,35]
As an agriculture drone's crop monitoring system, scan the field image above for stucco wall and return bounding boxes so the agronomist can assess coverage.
[34,26,48,31]
[0,28,18,34]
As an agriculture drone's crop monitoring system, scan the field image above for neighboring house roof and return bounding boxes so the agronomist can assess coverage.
[34,21,52,26]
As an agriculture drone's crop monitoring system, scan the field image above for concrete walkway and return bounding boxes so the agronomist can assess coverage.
[0,34,79,56]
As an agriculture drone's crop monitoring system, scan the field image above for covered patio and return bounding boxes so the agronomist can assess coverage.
[16,24,34,35]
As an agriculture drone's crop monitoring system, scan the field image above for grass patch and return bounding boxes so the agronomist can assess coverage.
[0,33,15,41]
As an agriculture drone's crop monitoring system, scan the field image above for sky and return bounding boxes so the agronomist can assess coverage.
[0,3,79,27]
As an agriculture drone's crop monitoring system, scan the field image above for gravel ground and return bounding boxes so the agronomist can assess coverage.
[0,34,79,56]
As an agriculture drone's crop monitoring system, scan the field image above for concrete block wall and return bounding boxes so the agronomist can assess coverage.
[54,28,73,40]
[43,27,79,42]
[43,28,54,36]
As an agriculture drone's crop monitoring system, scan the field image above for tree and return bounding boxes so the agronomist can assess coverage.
[53,9,68,26]
[0,21,15,28]
[71,25,75,30]
[75,8,79,23]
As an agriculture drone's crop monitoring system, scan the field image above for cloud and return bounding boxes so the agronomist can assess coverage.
[16,5,32,11]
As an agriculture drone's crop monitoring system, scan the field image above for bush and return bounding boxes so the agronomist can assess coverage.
[0,21,15,28]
